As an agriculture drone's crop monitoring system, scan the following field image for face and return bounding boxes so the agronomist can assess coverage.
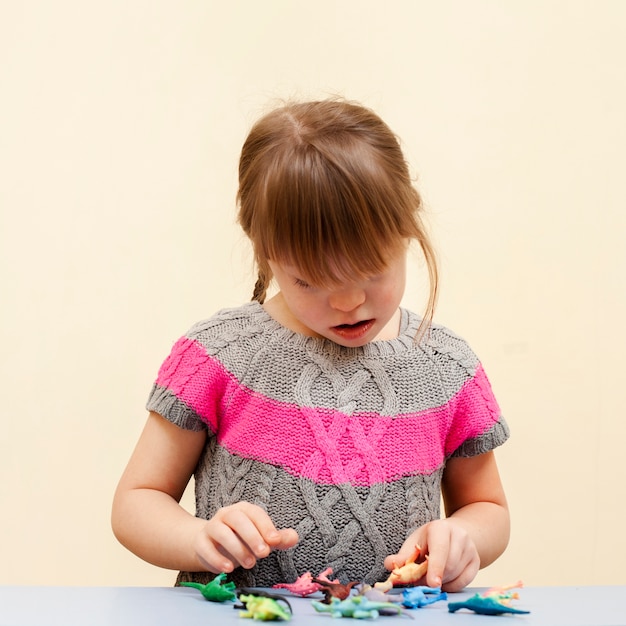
[265,248,407,347]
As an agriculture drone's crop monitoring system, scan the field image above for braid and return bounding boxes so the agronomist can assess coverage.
[252,270,268,304]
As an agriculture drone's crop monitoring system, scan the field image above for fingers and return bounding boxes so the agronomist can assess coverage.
[195,502,298,574]
[440,557,479,592]
[382,545,422,573]
[383,521,480,591]
[274,527,300,550]
[424,521,479,591]
[422,525,450,588]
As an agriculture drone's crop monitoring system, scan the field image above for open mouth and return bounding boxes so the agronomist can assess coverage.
[336,320,369,329]
[331,319,375,339]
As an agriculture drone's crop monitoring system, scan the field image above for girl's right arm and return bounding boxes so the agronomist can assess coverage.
[111,411,298,574]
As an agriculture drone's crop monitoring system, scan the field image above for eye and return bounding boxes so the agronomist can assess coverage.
[294,277,312,289]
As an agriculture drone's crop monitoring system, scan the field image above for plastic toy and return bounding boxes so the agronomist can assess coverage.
[448,582,529,615]
[235,590,292,621]
[401,585,447,609]
[312,578,360,603]
[272,567,339,597]
[312,596,406,619]
[179,572,237,602]
[354,584,396,604]
[374,546,428,591]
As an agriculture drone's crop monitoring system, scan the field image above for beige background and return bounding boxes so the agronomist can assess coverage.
[1,1,625,587]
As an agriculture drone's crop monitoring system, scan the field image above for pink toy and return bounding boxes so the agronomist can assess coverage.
[374,545,428,591]
[483,580,524,598]
[272,568,338,597]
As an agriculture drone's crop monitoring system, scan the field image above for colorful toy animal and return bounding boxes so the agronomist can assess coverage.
[179,572,237,602]
[448,582,529,615]
[236,592,292,621]
[354,583,396,604]
[401,585,447,609]
[312,578,360,604]
[272,567,339,597]
[374,546,428,591]
[312,596,406,619]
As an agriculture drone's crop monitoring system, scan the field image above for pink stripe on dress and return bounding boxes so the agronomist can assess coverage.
[156,337,501,486]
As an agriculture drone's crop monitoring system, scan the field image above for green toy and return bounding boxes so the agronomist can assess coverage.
[312,596,406,619]
[236,592,292,621]
[179,572,237,602]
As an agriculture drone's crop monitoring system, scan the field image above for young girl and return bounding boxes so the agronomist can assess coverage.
[112,99,510,593]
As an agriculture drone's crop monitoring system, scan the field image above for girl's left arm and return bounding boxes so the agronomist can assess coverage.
[384,450,509,592]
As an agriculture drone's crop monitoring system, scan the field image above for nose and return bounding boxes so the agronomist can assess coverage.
[328,286,366,312]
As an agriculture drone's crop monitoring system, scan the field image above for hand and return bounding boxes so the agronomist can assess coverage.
[192,502,299,574]
[384,519,480,592]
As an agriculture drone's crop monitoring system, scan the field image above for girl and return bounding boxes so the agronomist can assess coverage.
[112,99,510,592]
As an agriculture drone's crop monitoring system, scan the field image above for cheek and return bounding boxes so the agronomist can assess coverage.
[376,280,404,304]
[288,292,319,317]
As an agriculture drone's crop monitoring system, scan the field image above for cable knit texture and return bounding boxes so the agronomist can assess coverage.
[146,302,509,587]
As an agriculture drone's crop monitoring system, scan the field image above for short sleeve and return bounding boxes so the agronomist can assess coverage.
[145,335,216,432]
[426,325,510,459]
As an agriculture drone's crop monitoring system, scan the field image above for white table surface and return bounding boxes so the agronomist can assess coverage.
[0,585,624,625]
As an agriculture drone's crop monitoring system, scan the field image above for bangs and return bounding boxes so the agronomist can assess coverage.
[253,138,419,287]
[237,99,438,334]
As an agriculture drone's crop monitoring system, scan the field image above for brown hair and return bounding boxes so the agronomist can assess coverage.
[237,99,438,337]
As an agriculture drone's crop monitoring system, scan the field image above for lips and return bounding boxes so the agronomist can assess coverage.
[331,319,375,341]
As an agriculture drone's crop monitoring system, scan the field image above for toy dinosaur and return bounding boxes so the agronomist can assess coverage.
[272,567,339,597]
[179,572,237,602]
[448,582,529,615]
[354,583,396,603]
[312,595,407,619]
[483,580,525,599]
[312,578,360,603]
[401,585,447,609]
[235,591,292,621]
[374,546,428,591]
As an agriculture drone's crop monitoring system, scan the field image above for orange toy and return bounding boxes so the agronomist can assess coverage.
[374,546,428,592]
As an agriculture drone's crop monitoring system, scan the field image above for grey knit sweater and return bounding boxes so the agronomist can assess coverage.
[147,302,509,587]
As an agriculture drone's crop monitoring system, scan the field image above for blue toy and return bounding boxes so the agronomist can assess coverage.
[448,583,530,615]
[401,585,447,609]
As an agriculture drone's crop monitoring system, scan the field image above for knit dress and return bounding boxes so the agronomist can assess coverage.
[146,302,509,588]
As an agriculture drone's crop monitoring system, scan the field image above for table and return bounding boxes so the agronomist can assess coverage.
[0,585,623,625]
